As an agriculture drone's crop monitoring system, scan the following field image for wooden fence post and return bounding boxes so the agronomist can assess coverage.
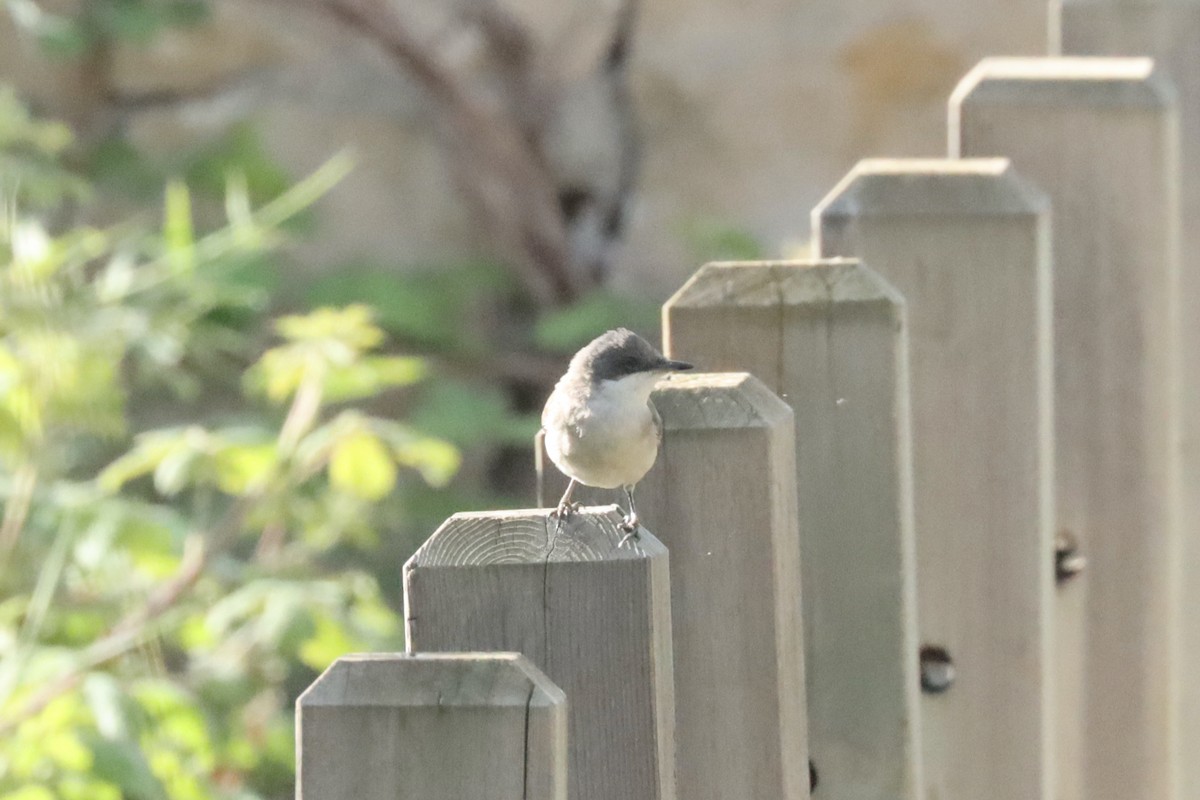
[296,652,567,800]
[634,371,808,800]
[1050,16,1195,799]
[663,260,920,800]
[813,160,1054,800]
[403,508,675,800]
[952,58,1181,800]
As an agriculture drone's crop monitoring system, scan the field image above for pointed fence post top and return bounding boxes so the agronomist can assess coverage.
[298,652,565,710]
[406,506,668,570]
[665,258,903,314]
[648,372,792,432]
[813,158,1048,221]
[950,56,1175,110]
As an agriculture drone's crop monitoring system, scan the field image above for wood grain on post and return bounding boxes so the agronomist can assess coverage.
[952,59,1180,800]
[1051,18,1195,800]
[814,160,1054,800]
[404,508,675,800]
[1056,17,1198,800]
[296,652,567,800]
[634,372,808,800]
[663,260,920,800]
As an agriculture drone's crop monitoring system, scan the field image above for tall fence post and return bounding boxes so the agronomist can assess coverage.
[634,371,809,800]
[296,652,567,800]
[952,58,1181,800]
[1050,15,1196,798]
[813,160,1055,800]
[403,509,675,800]
[663,259,921,800]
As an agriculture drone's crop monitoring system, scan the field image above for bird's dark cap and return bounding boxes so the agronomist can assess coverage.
[570,328,694,383]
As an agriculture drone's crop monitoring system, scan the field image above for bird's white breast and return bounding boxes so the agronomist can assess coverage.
[543,372,663,489]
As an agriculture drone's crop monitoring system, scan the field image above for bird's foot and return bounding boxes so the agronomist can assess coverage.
[550,501,582,520]
[617,514,640,547]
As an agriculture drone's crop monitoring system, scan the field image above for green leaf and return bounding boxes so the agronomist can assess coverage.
[305,261,514,347]
[86,736,168,800]
[372,421,460,487]
[328,429,396,501]
[100,0,168,43]
[248,345,307,403]
[297,613,358,671]
[153,443,199,495]
[410,380,540,447]
[275,305,383,350]
[213,441,277,495]
[86,136,164,198]
[34,18,93,60]
[84,673,135,741]
[45,729,93,771]
[98,432,180,492]
[682,218,765,262]
[1,786,58,800]
[534,290,660,353]
[184,124,291,205]
[162,180,194,274]
[321,355,426,402]
[162,0,209,27]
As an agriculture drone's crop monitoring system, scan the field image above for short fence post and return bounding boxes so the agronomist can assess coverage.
[296,652,567,800]
[814,160,1054,800]
[404,509,675,800]
[952,58,1180,800]
[663,259,920,800]
[635,371,809,800]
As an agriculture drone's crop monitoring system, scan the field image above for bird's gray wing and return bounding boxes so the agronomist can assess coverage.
[650,400,663,444]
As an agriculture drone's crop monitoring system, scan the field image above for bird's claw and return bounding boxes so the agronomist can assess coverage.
[617,515,640,548]
[550,501,582,520]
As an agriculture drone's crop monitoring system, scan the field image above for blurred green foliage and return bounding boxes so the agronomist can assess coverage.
[6,0,208,60]
[1,2,683,794]
[0,93,460,799]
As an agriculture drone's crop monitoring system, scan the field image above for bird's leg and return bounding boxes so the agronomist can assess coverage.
[618,485,641,546]
[551,479,581,519]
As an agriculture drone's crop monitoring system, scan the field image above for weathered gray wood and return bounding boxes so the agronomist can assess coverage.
[663,260,920,800]
[297,652,567,800]
[404,508,675,800]
[952,58,1181,800]
[634,372,809,800]
[814,160,1054,800]
[1050,17,1193,800]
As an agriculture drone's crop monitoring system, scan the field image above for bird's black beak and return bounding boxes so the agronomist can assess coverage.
[662,359,693,372]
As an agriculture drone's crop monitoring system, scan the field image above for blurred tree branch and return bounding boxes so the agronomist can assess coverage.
[289,0,589,306]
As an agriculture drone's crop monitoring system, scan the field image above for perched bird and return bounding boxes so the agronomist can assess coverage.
[540,328,693,535]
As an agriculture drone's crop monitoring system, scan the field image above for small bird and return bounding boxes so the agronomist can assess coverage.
[541,328,693,536]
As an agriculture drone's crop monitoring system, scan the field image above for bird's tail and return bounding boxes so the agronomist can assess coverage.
[534,428,546,509]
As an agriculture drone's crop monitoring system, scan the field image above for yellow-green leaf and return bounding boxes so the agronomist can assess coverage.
[328,429,396,501]
[163,179,194,274]
[321,355,426,401]
[394,436,460,487]
[298,613,360,671]
[275,305,383,350]
[98,433,178,492]
[213,442,277,494]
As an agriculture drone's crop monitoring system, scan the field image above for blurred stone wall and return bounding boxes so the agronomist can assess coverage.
[0,0,1049,298]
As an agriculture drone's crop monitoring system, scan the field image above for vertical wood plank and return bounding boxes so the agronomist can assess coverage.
[813,159,1055,800]
[1049,18,1194,799]
[663,260,921,800]
[297,652,567,800]
[952,58,1180,800]
[404,508,675,800]
[634,372,809,800]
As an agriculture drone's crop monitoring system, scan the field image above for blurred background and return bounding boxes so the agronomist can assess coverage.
[0,1,1048,797]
